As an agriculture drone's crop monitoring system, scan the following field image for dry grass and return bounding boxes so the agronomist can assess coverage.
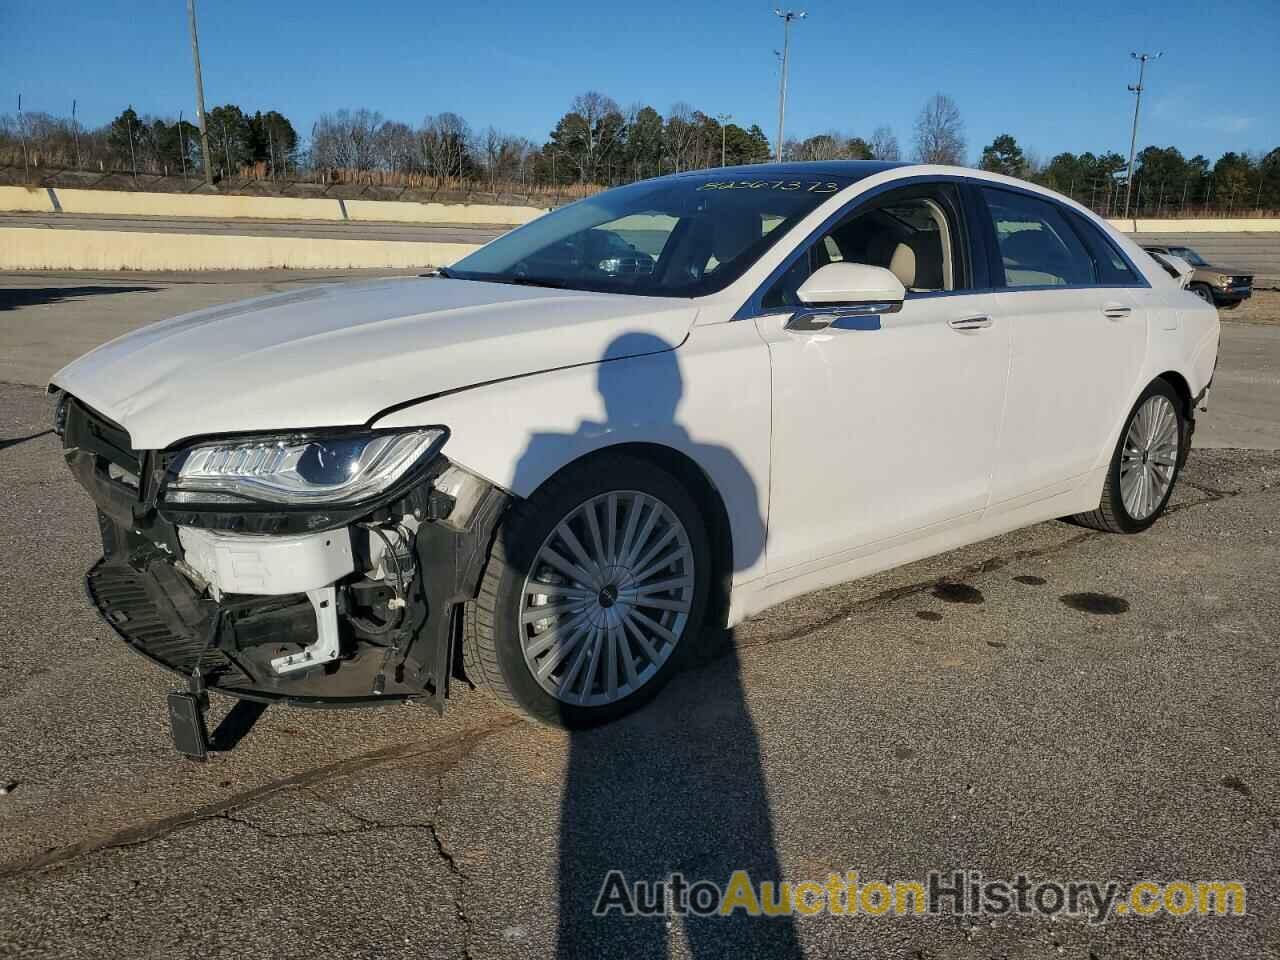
[1224,288,1280,325]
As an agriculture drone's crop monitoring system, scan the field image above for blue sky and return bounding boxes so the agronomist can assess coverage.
[2,0,1276,162]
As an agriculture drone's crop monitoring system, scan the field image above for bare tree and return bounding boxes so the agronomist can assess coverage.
[793,131,843,161]
[663,102,698,173]
[482,133,534,189]
[419,112,472,179]
[374,120,415,173]
[913,94,965,165]
[311,108,384,171]
[869,125,900,161]
[565,91,624,181]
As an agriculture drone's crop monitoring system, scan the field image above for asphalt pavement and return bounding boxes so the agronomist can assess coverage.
[0,273,1277,959]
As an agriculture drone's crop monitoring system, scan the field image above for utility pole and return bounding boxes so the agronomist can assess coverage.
[1123,51,1162,221]
[72,99,82,168]
[774,10,805,163]
[179,109,188,179]
[716,112,732,167]
[17,95,29,181]
[126,112,137,181]
[187,0,214,186]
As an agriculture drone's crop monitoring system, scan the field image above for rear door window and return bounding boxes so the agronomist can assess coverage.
[1067,212,1141,285]
[981,188,1098,288]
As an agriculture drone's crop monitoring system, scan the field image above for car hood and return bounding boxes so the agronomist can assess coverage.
[1200,263,1251,277]
[51,277,698,449]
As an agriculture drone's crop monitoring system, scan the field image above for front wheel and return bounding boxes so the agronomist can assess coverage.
[1071,379,1185,534]
[1190,283,1216,306]
[462,453,711,727]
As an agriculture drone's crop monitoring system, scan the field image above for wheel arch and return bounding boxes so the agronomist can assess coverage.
[1092,369,1195,476]
[1156,369,1193,418]
[522,441,737,633]
[1155,369,1195,466]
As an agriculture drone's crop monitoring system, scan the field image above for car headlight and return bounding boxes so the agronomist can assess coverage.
[1217,275,1232,288]
[49,388,68,438]
[164,428,447,507]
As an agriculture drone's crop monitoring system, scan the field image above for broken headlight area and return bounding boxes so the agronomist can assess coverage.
[165,429,448,507]
[156,427,450,536]
[63,396,508,709]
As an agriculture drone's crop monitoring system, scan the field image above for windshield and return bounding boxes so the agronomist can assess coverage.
[1170,246,1207,266]
[447,172,864,297]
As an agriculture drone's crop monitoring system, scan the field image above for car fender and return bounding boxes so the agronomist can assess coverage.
[372,321,774,586]
[1090,292,1220,475]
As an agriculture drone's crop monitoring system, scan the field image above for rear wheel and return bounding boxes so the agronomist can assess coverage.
[462,453,711,727]
[1071,379,1185,534]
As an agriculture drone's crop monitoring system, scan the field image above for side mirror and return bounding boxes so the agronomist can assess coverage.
[797,262,906,305]
[789,262,906,331]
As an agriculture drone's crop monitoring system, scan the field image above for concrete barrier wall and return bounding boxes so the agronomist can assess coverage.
[0,227,479,271]
[55,188,346,221]
[0,186,55,213]
[341,198,546,225]
[0,185,546,226]
[6,185,1278,233]
[1107,217,1280,234]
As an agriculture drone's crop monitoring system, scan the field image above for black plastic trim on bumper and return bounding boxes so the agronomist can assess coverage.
[85,559,421,708]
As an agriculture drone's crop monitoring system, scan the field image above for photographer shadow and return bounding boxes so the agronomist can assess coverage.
[512,332,801,958]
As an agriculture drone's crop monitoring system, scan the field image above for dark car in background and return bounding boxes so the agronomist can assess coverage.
[1142,244,1253,308]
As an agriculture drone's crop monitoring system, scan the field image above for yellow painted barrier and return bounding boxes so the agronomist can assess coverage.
[0,186,545,226]
[0,227,480,271]
[52,188,346,221]
[0,185,55,213]
[1108,217,1280,233]
[343,198,544,225]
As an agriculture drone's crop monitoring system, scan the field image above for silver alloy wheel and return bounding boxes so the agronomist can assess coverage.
[1119,394,1179,521]
[519,491,695,706]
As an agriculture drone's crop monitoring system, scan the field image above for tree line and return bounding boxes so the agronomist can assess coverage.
[0,104,298,180]
[2,90,1277,214]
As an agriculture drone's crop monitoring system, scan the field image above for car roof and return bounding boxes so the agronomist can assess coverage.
[669,160,917,180]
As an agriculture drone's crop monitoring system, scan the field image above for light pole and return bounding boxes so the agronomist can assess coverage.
[716,112,732,166]
[72,99,81,169]
[774,9,805,163]
[17,95,29,181]
[187,0,214,186]
[1123,51,1162,221]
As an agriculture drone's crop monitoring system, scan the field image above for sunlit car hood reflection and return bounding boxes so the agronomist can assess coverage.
[51,276,697,449]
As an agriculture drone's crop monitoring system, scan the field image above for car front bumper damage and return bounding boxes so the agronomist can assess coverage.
[60,395,508,752]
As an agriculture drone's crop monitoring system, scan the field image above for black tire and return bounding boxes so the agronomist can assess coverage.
[1190,283,1216,306]
[1071,378,1185,534]
[462,452,712,728]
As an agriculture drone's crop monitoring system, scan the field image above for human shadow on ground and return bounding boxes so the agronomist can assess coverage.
[0,286,158,311]
[511,332,801,958]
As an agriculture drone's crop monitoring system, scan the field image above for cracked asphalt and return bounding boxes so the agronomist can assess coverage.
[2,274,1279,959]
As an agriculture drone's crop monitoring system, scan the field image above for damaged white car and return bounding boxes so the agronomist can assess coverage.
[50,161,1220,755]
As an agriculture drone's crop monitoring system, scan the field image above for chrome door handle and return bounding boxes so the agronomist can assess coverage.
[1103,304,1133,320]
[948,315,993,331]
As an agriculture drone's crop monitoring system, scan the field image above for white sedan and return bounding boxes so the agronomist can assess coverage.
[50,161,1220,750]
